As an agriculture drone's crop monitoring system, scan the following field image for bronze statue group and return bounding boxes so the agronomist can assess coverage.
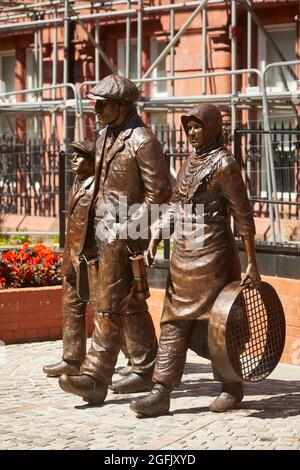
[43,74,261,417]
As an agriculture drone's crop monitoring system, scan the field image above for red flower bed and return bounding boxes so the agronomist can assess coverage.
[0,243,63,289]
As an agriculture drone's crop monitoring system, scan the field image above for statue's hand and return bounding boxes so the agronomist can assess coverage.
[144,238,160,267]
[240,262,261,289]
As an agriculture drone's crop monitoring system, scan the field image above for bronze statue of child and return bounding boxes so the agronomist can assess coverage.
[43,141,97,377]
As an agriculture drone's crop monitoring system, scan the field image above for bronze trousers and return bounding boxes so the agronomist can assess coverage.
[62,273,154,371]
[80,309,158,384]
[62,275,87,363]
[152,320,240,388]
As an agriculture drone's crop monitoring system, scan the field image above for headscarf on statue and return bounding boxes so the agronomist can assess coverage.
[173,103,230,203]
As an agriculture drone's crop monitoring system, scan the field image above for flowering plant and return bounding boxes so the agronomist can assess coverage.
[0,243,63,289]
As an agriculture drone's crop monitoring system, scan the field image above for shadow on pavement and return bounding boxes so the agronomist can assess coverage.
[240,392,300,419]
[171,377,300,418]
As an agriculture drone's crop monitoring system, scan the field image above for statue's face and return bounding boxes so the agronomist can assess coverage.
[186,119,205,149]
[94,99,122,126]
[71,152,93,177]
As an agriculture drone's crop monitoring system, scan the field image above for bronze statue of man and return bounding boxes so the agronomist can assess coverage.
[59,74,172,404]
[129,103,261,417]
[43,141,97,377]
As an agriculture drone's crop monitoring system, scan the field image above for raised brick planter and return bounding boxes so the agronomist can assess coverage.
[0,276,299,366]
[0,286,94,344]
[148,275,300,367]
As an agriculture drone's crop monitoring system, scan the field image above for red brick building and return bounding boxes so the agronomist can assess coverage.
[0,0,299,141]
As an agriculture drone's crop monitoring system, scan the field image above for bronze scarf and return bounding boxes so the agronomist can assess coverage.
[174,104,228,202]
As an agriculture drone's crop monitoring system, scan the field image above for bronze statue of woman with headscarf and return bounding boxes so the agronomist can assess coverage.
[129,103,261,417]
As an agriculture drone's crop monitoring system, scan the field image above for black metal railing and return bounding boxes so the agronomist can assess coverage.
[234,124,300,220]
[1,123,299,227]
[0,136,62,217]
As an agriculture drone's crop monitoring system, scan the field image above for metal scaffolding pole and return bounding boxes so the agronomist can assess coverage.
[63,0,69,150]
[202,6,207,95]
[69,3,115,74]
[126,0,131,78]
[137,0,143,81]
[247,7,253,87]
[139,0,210,84]
[95,20,100,81]
[34,25,39,135]
[170,3,175,99]
[0,0,137,22]
[78,68,300,105]
[0,84,79,114]
[38,19,43,91]
[262,59,300,240]
[231,0,237,153]
[246,6,253,195]
[241,0,298,83]
[51,7,58,136]
[260,92,278,243]
[61,0,69,247]
[170,2,176,177]
[0,1,226,33]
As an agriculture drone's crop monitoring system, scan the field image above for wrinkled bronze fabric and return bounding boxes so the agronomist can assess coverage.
[61,171,158,369]
[62,175,96,278]
[61,175,95,362]
[153,319,241,387]
[80,108,171,382]
[159,103,255,322]
[81,311,158,384]
[150,104,255,387]
[89,109,172,313]
[62,274,87,363]
[62,268,156,368]
[161,150,255,323]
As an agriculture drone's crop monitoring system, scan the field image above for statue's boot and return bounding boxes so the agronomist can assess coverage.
[110,372,154,394]
[129,384,172,417]
[43,360,81,377]
[209,382,244,413]
[59,374,108,405]
[117,361,133,377]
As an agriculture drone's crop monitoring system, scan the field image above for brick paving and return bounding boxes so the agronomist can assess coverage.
[0,340,299,450]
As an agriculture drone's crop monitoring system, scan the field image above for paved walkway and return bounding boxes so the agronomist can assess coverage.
[0,340,299,450]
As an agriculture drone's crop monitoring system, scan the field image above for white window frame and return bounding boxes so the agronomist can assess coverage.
[25,48,37,102]
[117,38,137,79]
[150,37,168,98]
[258,23,296,93]
[0,50,16,102]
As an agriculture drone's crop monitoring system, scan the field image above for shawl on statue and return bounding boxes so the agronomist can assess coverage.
[174,103,230,203]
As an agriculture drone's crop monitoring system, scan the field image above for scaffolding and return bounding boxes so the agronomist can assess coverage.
[0,0,300,244]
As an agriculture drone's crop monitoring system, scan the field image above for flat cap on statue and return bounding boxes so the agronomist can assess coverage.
[69,140,95,160]
[87,74,140,103]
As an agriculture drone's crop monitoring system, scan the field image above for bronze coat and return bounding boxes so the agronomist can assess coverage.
[160,104,255,323]
[91,110,172,314]
[62,175,95,277]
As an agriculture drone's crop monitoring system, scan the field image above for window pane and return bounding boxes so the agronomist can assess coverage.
[266,29,296,90]
[118,40,137,79]
[156,41,166,94]
[1,55,15,101]
[3,56,15,92]
[129,43,137,79]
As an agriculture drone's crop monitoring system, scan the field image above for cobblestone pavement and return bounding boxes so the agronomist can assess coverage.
[0,340,299,450]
